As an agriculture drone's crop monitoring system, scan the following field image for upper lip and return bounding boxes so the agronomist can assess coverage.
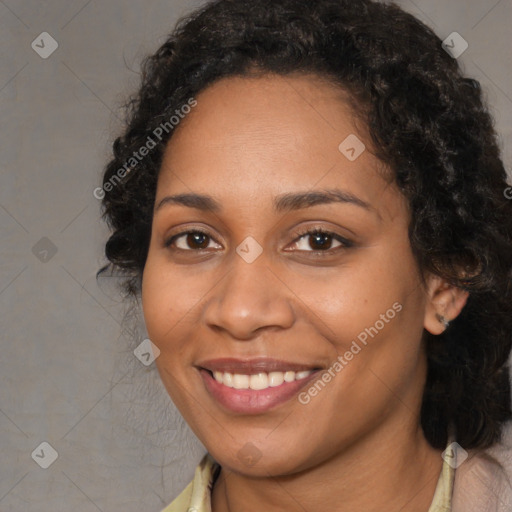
[197,358,321,374]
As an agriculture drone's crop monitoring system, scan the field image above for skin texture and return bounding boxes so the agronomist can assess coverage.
[141,74,468,512]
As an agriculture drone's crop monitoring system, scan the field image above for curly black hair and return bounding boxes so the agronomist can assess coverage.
[98,0,512,451]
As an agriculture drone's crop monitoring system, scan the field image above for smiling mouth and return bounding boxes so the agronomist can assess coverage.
[208,369,315,390]
[197,358,322,414]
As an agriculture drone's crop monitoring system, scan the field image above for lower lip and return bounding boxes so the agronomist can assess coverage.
[199,369,319,414]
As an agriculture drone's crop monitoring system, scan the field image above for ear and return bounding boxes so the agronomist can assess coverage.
[423,274,469,335]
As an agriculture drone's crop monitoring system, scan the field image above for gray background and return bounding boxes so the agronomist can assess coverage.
[1,0,511,510]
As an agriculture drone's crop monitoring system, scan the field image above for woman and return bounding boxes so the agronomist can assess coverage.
[98,0,512,510]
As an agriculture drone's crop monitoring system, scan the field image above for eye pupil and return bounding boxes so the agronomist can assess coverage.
[187,232,209,249]
[310,232,332,250]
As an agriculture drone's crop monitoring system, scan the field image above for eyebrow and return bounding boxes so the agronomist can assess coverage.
[154,188,374,214]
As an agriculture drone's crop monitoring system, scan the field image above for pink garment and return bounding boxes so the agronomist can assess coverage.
[452,425,512,511]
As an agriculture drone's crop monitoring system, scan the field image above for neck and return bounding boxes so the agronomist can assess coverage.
[211,421,443,512]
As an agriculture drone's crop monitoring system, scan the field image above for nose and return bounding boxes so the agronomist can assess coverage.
[202,252,295,340]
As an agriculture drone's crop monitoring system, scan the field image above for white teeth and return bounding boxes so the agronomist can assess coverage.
[211,370,313,389]
[233,374,250,390]
[284,371,295,382]
[223,372,234,388]
[268,371,284,387]
[249,373,269,390]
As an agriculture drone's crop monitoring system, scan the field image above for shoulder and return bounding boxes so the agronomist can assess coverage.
[452,428,512,512]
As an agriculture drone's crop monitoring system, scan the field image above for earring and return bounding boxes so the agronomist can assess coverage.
[436,313,450,329]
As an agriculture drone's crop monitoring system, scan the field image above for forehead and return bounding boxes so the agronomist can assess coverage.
[167,73,361,156]
[157,74,402,220]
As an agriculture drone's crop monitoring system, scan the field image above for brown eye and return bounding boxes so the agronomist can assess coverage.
[290,229,352,253]
[308,232,335,251]
[165,230,221,251]
[185,232,209,249]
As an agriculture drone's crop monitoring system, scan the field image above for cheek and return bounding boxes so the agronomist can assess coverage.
[141,254,197,407]
[141,251,205,349]
[303,247,421,349]
[141,256,171,344]
[301,243,426,403]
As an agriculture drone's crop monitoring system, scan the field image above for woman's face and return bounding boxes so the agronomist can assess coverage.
[142,74,432,475]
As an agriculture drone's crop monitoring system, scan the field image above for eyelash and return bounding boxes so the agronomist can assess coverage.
[164,227,353,255]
